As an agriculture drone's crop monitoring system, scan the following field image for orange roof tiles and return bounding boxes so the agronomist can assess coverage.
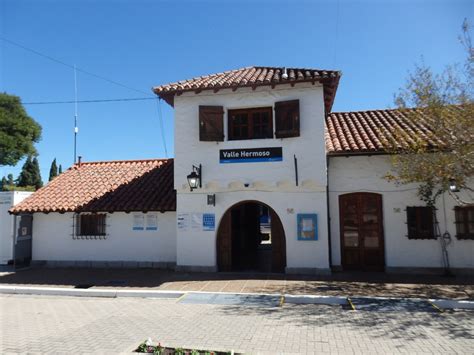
[325,108,448,155]
[10,159,176,214]
[153,66,341,113]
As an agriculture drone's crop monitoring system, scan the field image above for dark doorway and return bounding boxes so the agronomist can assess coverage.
[339,193,385,271]
[14,214,33,269]
[216,201,286,273]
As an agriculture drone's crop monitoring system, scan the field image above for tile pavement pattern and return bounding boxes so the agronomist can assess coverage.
[1,294,473,354]
[10,159,176,214]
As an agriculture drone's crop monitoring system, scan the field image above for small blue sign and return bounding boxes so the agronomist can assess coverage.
[203,213,215,231]
[297,214,318,241]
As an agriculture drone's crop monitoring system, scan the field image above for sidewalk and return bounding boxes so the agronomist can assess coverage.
[0,267,472,299]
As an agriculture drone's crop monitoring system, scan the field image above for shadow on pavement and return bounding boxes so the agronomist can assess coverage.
[0,267,472,299]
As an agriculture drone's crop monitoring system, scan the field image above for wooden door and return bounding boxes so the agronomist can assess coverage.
[270,209,287,273]
[339,193,384,271]
[216,211,232,271]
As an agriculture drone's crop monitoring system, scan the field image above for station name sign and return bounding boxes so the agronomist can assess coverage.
[219,147,283,164]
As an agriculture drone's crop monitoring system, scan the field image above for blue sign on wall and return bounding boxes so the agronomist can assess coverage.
[220,147,282,163]
[203,213,215,231]
[297,214,318,241]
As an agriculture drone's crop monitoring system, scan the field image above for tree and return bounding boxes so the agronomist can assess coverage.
[58,164,62,174]
[0,177,7,191]
[0,93,42,166]
[7,174,14,186]
[49,158,58,181]
[17,155,43,190]
[385,20,473,207]
[17,156,34,187]
[31,157,43,190]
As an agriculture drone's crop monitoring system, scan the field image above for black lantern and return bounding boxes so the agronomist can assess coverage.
[449,179,459,192]
[187,164,202,191]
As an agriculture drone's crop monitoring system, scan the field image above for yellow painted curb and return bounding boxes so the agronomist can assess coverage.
[346,297,356,311]
[429,301,444,313]
[176,293,187,302]
[279,295,285,307]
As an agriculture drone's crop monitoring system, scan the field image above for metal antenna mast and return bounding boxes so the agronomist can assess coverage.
[73,65,78,163]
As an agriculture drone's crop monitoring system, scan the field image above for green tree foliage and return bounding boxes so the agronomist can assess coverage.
[49,158,58,181]
[386,20,473,206]
[17,155,43,190]
[7,174,14,186]
[17,156,33,187]
[32,157,43,190]
[0,176,7,191]
[0,93,42,166]
[58,164,62,174]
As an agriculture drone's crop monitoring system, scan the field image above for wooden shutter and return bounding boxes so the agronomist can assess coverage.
[199,106,224,141]
[275,100,300,138]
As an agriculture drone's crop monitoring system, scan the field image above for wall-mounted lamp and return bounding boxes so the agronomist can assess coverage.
[187,164,202,191]
[449,179,459,193]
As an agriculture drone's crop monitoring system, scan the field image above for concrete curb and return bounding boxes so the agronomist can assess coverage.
[0,285,184,299]
[0,285,473,310]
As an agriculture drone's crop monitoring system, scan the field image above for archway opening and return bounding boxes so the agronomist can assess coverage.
[216,201,286,273]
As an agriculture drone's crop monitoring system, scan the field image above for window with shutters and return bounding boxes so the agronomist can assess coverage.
[454,206,474,240]
[76,214,107,236]
[199,106,224,141]
[228,107,273,140]
[275,100,300,138]
[406,206,436,239]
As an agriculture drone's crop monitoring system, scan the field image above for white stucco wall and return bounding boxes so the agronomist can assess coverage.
[32,212,177,263]
[176,190,329,270]
[329,155,474,270]
[0,191,33,264]
[173,83,329,271]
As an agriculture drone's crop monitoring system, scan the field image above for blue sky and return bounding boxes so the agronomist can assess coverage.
[0,0,471,181]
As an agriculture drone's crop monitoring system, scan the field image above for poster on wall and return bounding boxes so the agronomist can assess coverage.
[146,214,158,230]
[177,213,190,231]
[203,213,215,231]
[297,214,318,240]
[191,213,203,231]
[133,214,145,230]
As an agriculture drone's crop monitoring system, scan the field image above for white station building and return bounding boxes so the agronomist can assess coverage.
[10,66,474,274]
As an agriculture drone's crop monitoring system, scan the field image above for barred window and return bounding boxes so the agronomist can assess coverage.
[406,206,436,239]
[455,206,474,240]
[76,214,106,236]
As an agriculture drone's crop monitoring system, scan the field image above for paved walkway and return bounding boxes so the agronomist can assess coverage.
[0,268,473,299]
[0,294,473,354]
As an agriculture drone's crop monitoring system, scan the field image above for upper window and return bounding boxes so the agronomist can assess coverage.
[275,99,300,138]
[454,206,474,240]
[406,206,436,239]
[76,214,106,236]
[228,107,273,140]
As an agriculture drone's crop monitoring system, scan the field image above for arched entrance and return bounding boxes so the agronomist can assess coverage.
[216,201,286,273]
[339,192,385,271]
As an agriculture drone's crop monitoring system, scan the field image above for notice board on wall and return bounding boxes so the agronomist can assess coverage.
[297,214,318,240]
[177,213,215,232]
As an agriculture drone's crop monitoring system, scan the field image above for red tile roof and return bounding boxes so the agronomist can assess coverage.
[325,108,448,155]
[153,66,341,113]
[10,159,176,214]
